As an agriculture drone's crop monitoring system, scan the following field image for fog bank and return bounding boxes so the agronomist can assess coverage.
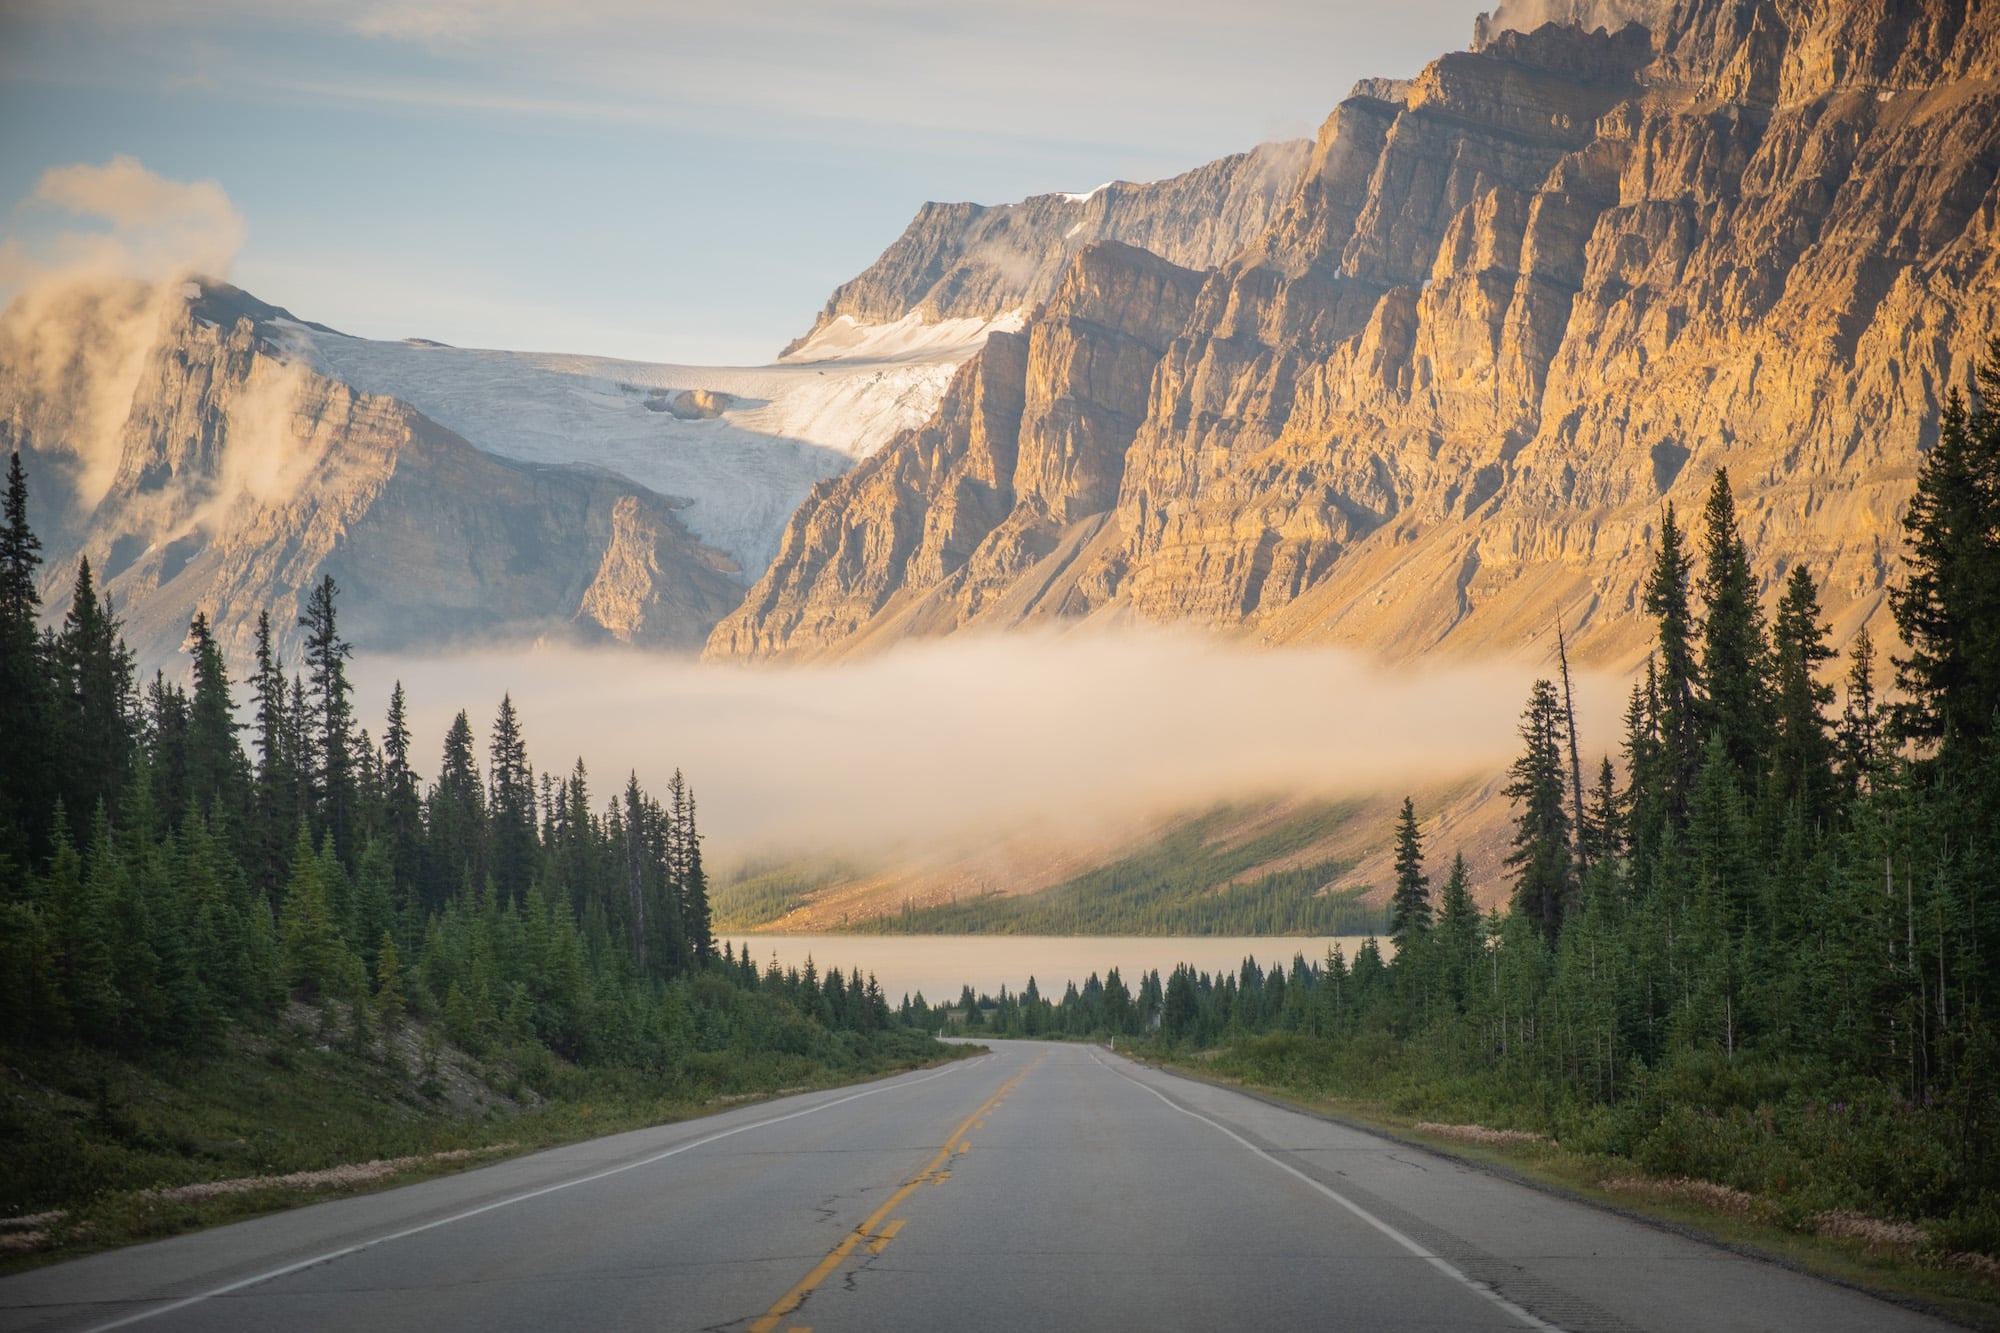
[354,628,1629,861]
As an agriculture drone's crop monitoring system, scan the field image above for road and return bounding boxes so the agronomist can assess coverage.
[0,1040,1955,1332]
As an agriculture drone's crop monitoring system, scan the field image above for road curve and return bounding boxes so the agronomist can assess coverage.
[0,1040,1954,1332]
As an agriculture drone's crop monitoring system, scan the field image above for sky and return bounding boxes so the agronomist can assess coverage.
[1,0,1478,365]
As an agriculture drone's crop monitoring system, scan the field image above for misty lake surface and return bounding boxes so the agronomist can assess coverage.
[721,935,1389,1004]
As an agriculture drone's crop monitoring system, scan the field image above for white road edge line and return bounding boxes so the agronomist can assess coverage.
[1092,1051,1560,1333]
[78,1060,975,1333]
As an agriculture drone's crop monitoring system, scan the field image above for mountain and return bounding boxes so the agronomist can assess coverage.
[783,140,1310,357]
[710,0,2000,666]
[1,277,989,671]
[1,281,745,669]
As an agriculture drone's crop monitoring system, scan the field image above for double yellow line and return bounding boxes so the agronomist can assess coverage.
[748,1054,1043,1333]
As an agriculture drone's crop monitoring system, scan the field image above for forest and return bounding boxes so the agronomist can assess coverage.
[948,356,2000,1258]
[0,455,948,1231]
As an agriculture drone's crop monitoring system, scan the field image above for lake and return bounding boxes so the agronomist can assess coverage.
[720,934,1391,1004]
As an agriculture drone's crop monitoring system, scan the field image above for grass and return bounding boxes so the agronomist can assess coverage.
[870,801,1386,936]
[1136,1039,2000,1328]
[0,1008,972,1271]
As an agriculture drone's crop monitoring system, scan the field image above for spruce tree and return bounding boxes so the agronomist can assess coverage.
[1768,565,1836,827]
[1388,796,1431,947]
[0,452,52,859]
[487,694,534,904]
[1504,679,1573,941]
[248,611,295,898]
[53,558,136,830]
[1891,360,2000,761]
[1435,852,1482,1008]
[299,576,356,857]
[185,612,249,834]
[1643,503,1702,816]
[1837,629,1883,798]
[428,710,485,906]
[1696,469,1774,784]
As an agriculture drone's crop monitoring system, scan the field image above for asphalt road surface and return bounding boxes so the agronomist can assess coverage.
[0,1040,1957,1332]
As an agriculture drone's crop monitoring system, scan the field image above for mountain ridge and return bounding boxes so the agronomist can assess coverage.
[709,0,2000,669]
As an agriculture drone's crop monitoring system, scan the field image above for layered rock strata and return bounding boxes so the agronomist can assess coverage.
[714,1,2000,667]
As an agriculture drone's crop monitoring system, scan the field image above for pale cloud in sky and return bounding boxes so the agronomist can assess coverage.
[1,0,1484,360]
[0,157,247,507]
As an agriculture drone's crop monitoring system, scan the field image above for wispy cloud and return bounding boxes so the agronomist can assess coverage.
[0,156,247,506]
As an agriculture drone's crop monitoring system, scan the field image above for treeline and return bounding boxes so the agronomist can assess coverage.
[0,452,922,1076]
[960,357,2000,1238]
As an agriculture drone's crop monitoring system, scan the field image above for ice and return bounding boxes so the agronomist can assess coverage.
[276,316,998,580]
[1060,183,1114,203]
[779,309,1026,364]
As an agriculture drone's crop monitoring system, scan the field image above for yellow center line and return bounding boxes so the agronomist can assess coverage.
[746,1055,1043,1333]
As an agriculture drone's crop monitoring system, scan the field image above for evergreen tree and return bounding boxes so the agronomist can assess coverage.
[1769,565,1836,827]
[487,694,535,904]
[1435,852,1482,1008]
[1505,679,1573,941]
[1837,629,1883,799]
[427,710,485,906]
[1388,796,1431,947]
[53,557,136,830]
[185,612,249,834]
[248,611,295,898]
[1696,469,1774,784]
[1643,503,1702,815]
[1891,359,2000,761]
[0,452,52,860]
[298,576,356,856]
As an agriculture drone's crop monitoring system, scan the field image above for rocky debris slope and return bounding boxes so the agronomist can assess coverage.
[713,0,2000,667]
[783,140,1309,358]
[2,282,743,670]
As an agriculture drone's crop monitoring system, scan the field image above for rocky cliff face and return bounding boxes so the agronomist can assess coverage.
[783,140,1309,358]
[2,282,743,671]
[709,242,1207,659]
[714,0,2000,668]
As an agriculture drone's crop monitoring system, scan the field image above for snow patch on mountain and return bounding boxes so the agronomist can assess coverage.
[779,309,1025,364]
[277,323,989,579]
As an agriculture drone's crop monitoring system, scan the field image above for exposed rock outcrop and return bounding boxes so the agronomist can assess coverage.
[2,282,743,670]
[782,140,1309,357]
[708,242,1206,659]
[713,1,2000,668]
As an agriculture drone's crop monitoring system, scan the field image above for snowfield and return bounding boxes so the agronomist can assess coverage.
[278,313,1006,579]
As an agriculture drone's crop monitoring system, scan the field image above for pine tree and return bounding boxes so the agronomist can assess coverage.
[1891,359,2000,761]
[248,611,295,898]
[1435,852,1482,1008]
[0,451,52,859]
[53,557,136,830]
[298,576,356,857]
[487,694,535,905]
[428,710,485,906]
[1643,503,1702,816]
[1696,469,1774,784]
[1768,565,1836,827]
[185,612,249,834]
[280,823,345,998]
[1505,679,1573,942]
[1837,629,1883,798]
[373,931,405,1026]
[1388,796,1431,947]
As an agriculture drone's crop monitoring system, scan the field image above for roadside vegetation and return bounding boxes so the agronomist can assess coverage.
[941,355,2000,1315]
[0,455,957,1262]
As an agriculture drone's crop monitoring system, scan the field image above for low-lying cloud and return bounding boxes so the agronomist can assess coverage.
[0,156,247,509]
[354,628,1630,864]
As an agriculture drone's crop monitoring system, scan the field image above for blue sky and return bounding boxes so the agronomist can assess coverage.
[2,1,1477,364]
